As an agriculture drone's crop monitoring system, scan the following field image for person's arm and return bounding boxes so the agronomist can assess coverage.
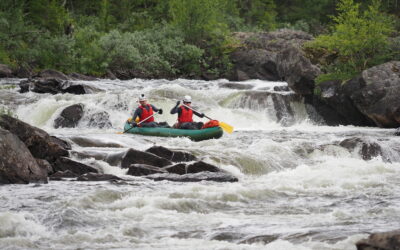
[170,101,181,115]
[193,110,205,118]
[131,108,141,122]
[151,104,162,114]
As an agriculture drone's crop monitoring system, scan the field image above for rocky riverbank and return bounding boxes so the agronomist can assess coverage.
[0,114,237,184]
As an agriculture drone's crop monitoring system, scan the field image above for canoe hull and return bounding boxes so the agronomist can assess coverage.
[123,123,223,141]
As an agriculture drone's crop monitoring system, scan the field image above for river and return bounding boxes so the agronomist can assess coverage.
[1,78,400,250]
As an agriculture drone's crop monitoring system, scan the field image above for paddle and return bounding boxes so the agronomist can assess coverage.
[117,113,157,134]
[181,103,234,134]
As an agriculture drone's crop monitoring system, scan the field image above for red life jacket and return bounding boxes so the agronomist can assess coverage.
[178,106,193,123]
[139,104,154,123]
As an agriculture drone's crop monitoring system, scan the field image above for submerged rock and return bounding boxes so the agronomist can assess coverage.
[396,128,400,136]
[87,111,112,129]
[54,104,84,128]
[145,146,197,162]
[146,171,238,183]
[0,128,48,184]
[49,170,79,180]
[339,137,384,161]
[77,173,122,181]
[356,229,400,250]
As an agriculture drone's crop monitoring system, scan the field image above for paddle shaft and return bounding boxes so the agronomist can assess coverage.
[123,113,157,133]
[181,103,212,120]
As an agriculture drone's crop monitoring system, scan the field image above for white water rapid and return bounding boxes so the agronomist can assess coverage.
[1,78,400,250]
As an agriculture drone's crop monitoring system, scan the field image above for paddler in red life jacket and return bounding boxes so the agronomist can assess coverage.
[170,95,205,129]
[130,94,163,128]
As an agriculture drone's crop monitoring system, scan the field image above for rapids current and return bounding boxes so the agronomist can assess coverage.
[0,78,400,250]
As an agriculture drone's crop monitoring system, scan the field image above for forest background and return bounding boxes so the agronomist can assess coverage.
[1,0,399,81]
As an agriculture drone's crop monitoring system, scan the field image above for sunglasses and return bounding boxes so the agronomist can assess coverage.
[183,101,191,104]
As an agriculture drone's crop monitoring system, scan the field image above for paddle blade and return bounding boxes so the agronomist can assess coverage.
[219,122,234,134]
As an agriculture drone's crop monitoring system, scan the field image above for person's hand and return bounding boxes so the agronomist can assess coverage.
[158,109,163,114]
[200,113,205,118]
[130,122,137,127]
[176,100,180,106]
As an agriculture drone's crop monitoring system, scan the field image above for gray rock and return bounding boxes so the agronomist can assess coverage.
[54,104,84,128]
[19,78,89,95]
[127,164,168,176]
[87,111,112,129]
[395,128,400,136]
[145,146,197,162]
[36,158,54,175]
[186,161,221,173]
[163,163,187,175]
[36,69,69,80]
[53,157,98,175]
[146,171,238,183]
[49,170,78,180]
[356,229,400,250]
[339,137,384,161]
[350,61,400,127]
[0,128,48,184]
[0,64,13,78]
[77,173,122,181]
[121,148,172,168]
[0,115,68,162]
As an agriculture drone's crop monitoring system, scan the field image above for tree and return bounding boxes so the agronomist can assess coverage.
[309,0,395,81]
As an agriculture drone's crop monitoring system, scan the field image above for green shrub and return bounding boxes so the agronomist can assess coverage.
[308,0,395,80]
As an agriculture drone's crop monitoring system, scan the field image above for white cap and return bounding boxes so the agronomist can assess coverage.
[183,95,191,103]
[138,94,147,101]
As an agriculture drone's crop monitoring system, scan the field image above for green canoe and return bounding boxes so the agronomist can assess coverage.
[123,123,223,141]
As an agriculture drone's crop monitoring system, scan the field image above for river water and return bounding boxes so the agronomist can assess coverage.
[0,78,400,250]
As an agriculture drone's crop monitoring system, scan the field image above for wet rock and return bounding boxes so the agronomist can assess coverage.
[53,157,98,175]
[239,234,279,244]
[77,173,122,181]
[163,163,187,175]
[0,128,48,184]
[0,64,13,78]
[273,86,290,91]
[315,80,374,126]
[356,230,400,250]
[350,61,400,128]
[69,136,124,148]
[127,164,168,176]
[276,46,321,96]
[219,83,253,90]
[19,78,89,95]
[186,161,220,173]
[14,66,32,78]
[395,128,400,136]
[145,146,197,162]
[146,171,238,182]
[49,170,78,180]
[0,115,68,162]
[121,148,172,168]
[211,232,246,242]
[36,158,54,175]
[339,137,384,161]
[68,72,97,81]
[230,30,314,82]
[36,69,69,80]
[54,104,84,128]
[87,111,112,129]
[50,136,72,151]
[105,69,117,80]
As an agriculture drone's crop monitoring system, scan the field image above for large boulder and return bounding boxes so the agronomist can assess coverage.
[0,115,68,162]
[314,80,375,126]
[229,30,320,94]
[356,230,400,250]
[36,69,69,80]
[163,163,187,175]
[276,46,321,95]
[0,128,47,184]
[186,161,221,174]
[145,146,197,162]
[120,148,172,168]
[0,64,13,78]
[349,61,400,128]
[54,104,84,128]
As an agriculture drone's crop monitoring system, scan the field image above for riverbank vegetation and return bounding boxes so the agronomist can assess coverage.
[0,0,399,79]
